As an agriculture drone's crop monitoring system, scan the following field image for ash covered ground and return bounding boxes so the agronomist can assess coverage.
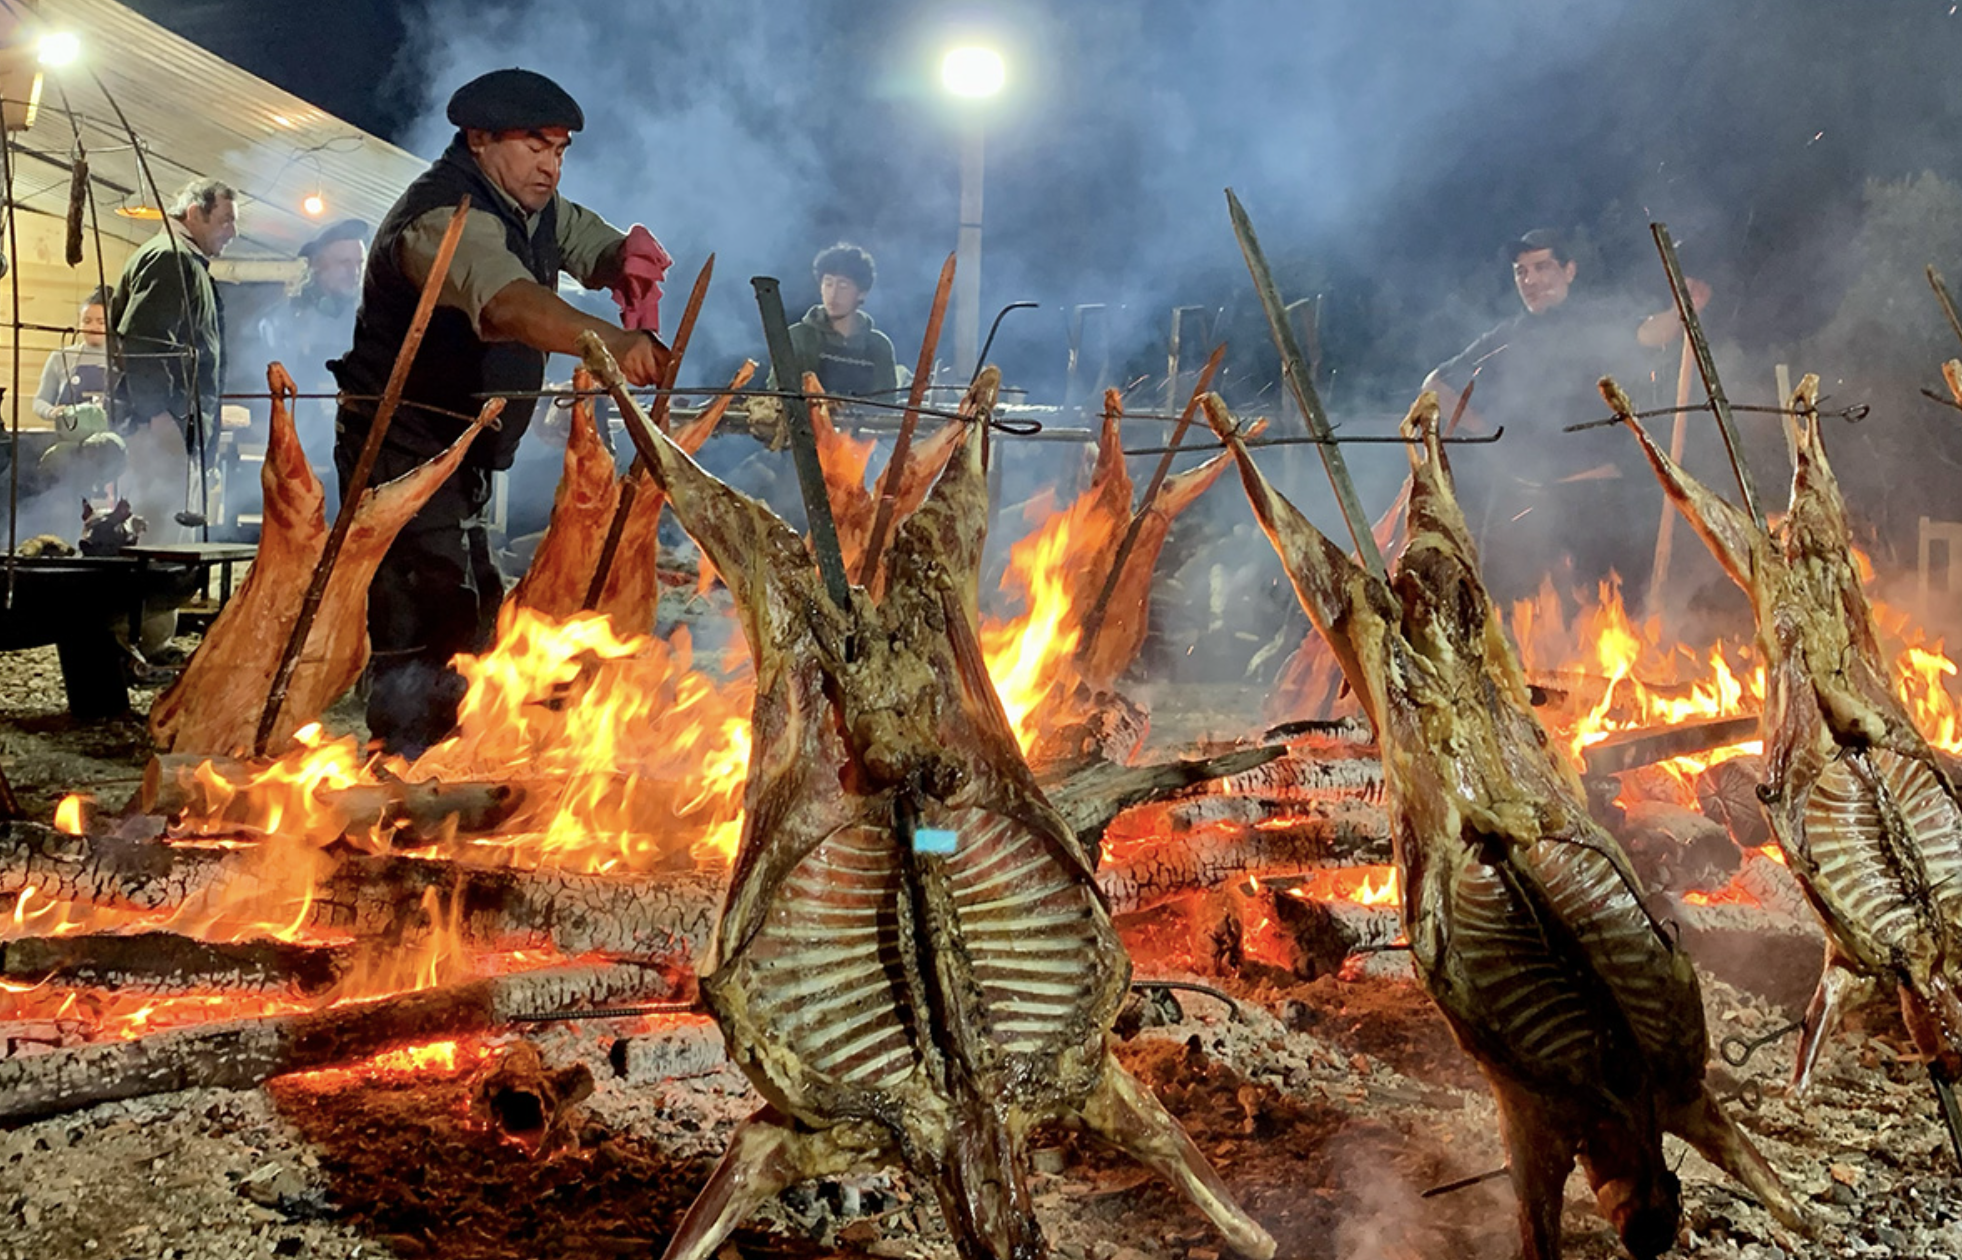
[0,646,1958,1260]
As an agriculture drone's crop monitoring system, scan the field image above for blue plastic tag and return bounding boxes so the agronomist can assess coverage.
[913,827,959,855]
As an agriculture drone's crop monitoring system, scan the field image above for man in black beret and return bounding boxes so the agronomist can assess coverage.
[257,219,370,474]
[329,66,672,755]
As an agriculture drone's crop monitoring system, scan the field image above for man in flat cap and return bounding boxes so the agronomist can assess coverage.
[260,218,369,476]
[330,66,672,755]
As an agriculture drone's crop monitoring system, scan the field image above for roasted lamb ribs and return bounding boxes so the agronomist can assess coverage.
[1210,390,1802,1260]
[581,338,1274,1260]
[149,366,492,754]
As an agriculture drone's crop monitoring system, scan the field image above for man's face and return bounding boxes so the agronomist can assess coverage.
[184,197,237,257]
[80,303,105,348]
[820,273,864,322]
[469,127,571,214]
[1512,248,1575,314]
[310,238,366,299]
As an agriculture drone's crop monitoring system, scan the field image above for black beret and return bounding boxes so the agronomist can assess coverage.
[446,68,584,133]
[298,218,370,261]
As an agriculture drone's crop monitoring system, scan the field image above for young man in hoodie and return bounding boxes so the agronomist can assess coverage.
[786,242,898,400]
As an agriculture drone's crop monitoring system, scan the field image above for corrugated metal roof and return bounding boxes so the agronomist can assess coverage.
[9,0,424,259]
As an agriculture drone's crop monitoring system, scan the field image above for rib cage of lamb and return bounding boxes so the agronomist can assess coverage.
[579,335,1276,1260]
[1205,388,1803,1260]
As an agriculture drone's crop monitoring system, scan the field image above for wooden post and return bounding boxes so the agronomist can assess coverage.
[1774,362,1799,471]
[1226,189,1385,580]
[1648,337,1697,610]
[858,251,956,587]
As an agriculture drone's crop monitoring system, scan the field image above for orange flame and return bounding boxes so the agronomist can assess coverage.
[53,794,87,835]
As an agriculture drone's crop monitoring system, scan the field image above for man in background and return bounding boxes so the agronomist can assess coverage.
[261,217,368,471]
[1422,229,1704,612]
[110,176,237,543]
[785,242,898,400]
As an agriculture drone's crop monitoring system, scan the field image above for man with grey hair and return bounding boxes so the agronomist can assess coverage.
[109,174,236,541]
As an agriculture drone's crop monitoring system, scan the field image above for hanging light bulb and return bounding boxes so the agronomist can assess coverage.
[302,191,326,217]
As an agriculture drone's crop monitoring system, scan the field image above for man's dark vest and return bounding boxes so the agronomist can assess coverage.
[332,136,560,471]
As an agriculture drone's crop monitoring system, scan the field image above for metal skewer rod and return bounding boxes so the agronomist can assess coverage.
[752,277,852,611]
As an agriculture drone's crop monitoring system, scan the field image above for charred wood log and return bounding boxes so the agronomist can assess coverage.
[1616,799,1744,896]
[311,854,719,961]
[1580,715,1759,777]
[608,1013,728,1084]
[1656,890,1825,1015]
[141,755,531,843]
[1259,887,1404,981]
[1097,802,1389,917]
[0,824,720,961]
[1045,744,1285,851]
[0,961,675,1125]
[1696,754,1772,851]
[0,932,351,997]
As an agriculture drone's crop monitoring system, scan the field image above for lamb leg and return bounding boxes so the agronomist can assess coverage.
[658,1107,879,1260]
[1671,1086,1809,1232]
[1792,951,1875,1095]
[1493,1084,1573,1260]
[1077,1057,1277,1260]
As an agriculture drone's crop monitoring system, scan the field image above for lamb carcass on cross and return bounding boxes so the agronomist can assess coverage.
[580,334,1275,1260]
[1609,374,1962,1108]
[1208,389,1802,1260]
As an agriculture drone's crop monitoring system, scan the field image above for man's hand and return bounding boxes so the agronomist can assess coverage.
[604,327,670,387]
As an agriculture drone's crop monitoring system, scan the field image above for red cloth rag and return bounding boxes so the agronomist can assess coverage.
[610,224,673,334]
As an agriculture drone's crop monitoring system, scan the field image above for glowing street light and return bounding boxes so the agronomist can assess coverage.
[940,45,1004,378]
[36,32,81,68]
[940,46,1004,99]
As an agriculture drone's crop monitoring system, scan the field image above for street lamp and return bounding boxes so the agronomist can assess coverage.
[940,45,1003,379]
[36,32,81,68]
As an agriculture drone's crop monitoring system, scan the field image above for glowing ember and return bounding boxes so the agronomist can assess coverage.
[1288,865,1403,908]
[366,1038,462,1073]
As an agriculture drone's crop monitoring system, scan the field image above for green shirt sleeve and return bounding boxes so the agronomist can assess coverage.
[554,196,627,291]
[397,205,538,337]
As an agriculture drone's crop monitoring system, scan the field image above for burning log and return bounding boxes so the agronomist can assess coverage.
[140,754,530,843]
[1044,744,1285,850]
[1661,892,1826,1014]
[1696,754,1772,850]
[0,824,720,961]
[1250,883,1403,981]
[310,854,720,961]
[1098,808,1387,917]
[0,961,675,1125]
[1579,714,1761,777]
[0,932,351,997]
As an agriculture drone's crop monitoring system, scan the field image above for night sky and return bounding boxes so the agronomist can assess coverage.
[115,2,1962,445]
